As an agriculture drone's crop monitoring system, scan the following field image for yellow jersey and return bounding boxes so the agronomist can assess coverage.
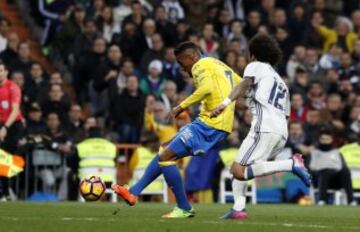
[180,57,241,133]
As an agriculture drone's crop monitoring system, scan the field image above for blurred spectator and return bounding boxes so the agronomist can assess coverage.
[290,67,309,100]
[227,19,247,53]
[243,10,261,39]
[303,109,322,142]
[309,129,356,205]
[285,121,312,156]
[111,75,145,143]
[54,4,86,63]
[160,81,178,113]
[0,18,10,53]
[313,15,358,53]
[8,42,32,77]
[93,44,123,94]
[290,93,308,122]
[140,60,166,97]
[162,47,184,92]
[96,5,120,42]
[154,5,176,47]
[307,81,327,110]
[223,50,239,74]
[113,0,132,27]
[286,45,306,82]
[25,63,49,104]
[319,43,342,70]
[65,104,85,143]
[140,33,165,73]
[304,47,324,81]
[199,23,219,58]
[73,18,99,60]
[320,93,345,133]
[162,0,184,24]
[214,8,231,39]
[122,1,146,30]
[0,32,19,67]
[25,102,46,135]
[338,52,359,88]
[74,37,106,103]
[41,84,70,123]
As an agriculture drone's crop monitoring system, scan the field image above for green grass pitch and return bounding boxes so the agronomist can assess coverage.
[0,202,359,232]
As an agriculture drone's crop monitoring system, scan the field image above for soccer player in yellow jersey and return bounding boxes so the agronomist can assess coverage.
[112,41,241,218]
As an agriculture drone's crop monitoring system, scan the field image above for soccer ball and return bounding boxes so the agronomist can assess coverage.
[79,176,106,201]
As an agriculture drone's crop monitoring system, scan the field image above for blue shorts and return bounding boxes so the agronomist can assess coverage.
[167,119,228,158]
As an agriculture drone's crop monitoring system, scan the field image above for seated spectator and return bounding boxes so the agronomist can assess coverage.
[112,0,132,27]
[54,4,86,63]
[236,54,247,76]
[65,104,85,143]
[160,81,178,113]
[338,52,359,87]
[139,60,166,97]
[307,81,326,110]
[243,10,261,39]
[303,109,322,142]
[25,102,47,135]
[49,72,64,85]
[309,129,356,205]
[73,18,99,61]
[0,32,19,67]
[348,107,360,134]
[154,5,176,47]
[162,47,184,92]
[213,8,231,38]
[223,50,239,74]
[8,42,33,77]
[304,47,324,81]
[41,84,71,123]
[324,69,340,94]
[45,112,73,155]
[121,1,146,30]
[319,43,342,70]
[286,45,306,82]
[111,75,145,143]
[285,121,313,157]
[227,19,247,53]
[290,67,309,101]
[93,44,123,93]
[96,5,120,42]
[312,15,358,53]
[140,33,165,73]
[162,0,184,24]
[289,93,308,122]
[25,63,49,104]
[199,22,219,58]
[74,37,107,103]
[320,93,345,134]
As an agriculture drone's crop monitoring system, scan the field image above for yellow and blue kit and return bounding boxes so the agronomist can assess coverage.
[168,57,242,157]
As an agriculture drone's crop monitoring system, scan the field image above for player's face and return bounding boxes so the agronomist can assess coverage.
[176,52,196,77]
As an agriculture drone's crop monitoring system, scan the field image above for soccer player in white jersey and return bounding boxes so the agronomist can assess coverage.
[211,34,311,219]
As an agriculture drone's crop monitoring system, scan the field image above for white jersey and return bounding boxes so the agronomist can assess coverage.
[244,61,290,138]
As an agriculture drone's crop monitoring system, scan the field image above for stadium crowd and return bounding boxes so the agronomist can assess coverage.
[0,0,360,204]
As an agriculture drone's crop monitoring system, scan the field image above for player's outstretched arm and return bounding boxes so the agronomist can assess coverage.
[210,78,253,118]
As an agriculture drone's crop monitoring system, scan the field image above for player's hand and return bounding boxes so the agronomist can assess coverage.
[0,126,7,141]
[168,105,184,121]
[210,104,226,118]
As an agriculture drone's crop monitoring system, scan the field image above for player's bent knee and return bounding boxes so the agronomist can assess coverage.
[231,163,246,180]
[159,147,178,162]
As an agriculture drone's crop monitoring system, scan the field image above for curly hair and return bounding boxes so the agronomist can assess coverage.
[248,34,283,65]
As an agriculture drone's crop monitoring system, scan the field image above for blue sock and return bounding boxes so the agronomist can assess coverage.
[161,164,191,211]
[130,155,161,196]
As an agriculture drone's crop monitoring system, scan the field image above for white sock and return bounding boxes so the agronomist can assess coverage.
[244,159,293,180]
[232,179,247,211]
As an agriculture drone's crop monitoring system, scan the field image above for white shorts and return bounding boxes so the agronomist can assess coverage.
[235,132,287,165]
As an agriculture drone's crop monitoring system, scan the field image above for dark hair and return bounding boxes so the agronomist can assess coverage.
[248,34,282,65]
[319,127,334,137]
[174,41,198,56]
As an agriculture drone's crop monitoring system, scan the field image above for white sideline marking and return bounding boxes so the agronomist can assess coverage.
[61,217,99,221]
